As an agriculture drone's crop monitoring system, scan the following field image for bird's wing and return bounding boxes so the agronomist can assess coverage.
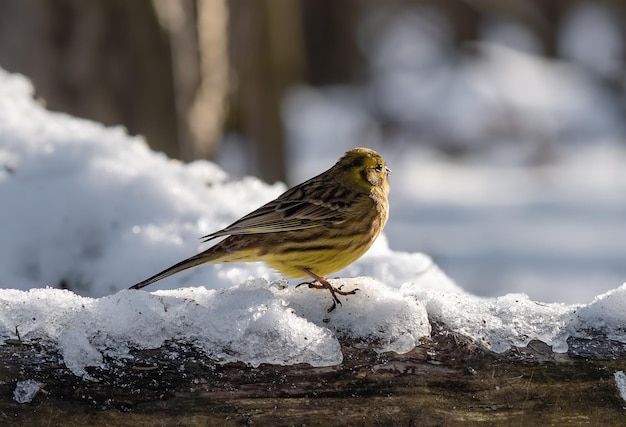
[201,183,351,241]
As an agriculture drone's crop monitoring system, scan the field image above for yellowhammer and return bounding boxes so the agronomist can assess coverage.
[130,147,391,311]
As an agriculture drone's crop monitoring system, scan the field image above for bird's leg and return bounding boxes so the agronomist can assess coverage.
[298,268,358,312]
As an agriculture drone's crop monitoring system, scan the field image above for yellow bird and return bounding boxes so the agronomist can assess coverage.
[130,147,391,311]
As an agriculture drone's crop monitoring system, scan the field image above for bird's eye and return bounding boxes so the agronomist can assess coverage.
[375,163,384,171]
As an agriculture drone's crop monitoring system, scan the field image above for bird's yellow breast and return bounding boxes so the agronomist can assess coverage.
[262,193,387,278]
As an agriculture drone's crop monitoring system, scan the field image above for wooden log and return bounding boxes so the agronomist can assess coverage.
[1,322,625,426]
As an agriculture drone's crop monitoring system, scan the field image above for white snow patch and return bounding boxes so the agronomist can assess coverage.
[405,286,575,352]
[568,284,626,343]
[13,380,45,404]
[615,371,626,404]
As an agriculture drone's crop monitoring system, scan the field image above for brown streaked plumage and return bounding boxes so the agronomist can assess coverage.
[130,147,391,312]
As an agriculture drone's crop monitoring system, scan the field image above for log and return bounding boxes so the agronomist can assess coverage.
[1,321,625,426]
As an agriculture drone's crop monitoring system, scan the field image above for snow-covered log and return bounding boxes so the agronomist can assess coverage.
[2,321,626,426]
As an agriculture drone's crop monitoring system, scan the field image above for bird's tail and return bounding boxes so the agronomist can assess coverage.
[129,252,215,290]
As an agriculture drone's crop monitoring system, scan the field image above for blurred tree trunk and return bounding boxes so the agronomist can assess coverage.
[228,0,304,183]
[152,0,201,161]
[152,0,230,163]
[528,0,565,57]
[155,0,305,183]
[437,0,481,47]
[0,0,178,158]
[300,0,363,85]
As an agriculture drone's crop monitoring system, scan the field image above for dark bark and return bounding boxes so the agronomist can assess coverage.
[1,322,626,426]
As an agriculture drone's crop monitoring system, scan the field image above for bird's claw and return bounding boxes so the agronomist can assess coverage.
[296,280,325,290]
[335,285,359,295]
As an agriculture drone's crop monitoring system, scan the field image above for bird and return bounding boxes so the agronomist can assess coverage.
[129,147,391,312]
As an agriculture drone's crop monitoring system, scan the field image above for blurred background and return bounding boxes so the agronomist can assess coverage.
[1,0,624,303]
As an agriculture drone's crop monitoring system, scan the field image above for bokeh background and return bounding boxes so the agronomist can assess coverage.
[1,0,625,303]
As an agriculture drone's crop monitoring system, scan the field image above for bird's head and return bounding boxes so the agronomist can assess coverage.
[336,147,391,194]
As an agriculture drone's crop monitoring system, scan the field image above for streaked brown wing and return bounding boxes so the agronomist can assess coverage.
[201,180,352,242]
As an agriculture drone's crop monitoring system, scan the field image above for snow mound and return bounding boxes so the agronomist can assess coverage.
[407,286,575,352]
[0,278,435,377]
[568,283,626,342]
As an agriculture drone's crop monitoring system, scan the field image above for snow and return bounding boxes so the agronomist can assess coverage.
[13,380,45,404]
[615,371,626,404]
[1,27,626,380]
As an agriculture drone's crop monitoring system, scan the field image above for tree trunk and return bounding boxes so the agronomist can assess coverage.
[0,0,178,158]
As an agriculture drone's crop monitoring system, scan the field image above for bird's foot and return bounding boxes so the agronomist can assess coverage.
[298,269,359,313]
